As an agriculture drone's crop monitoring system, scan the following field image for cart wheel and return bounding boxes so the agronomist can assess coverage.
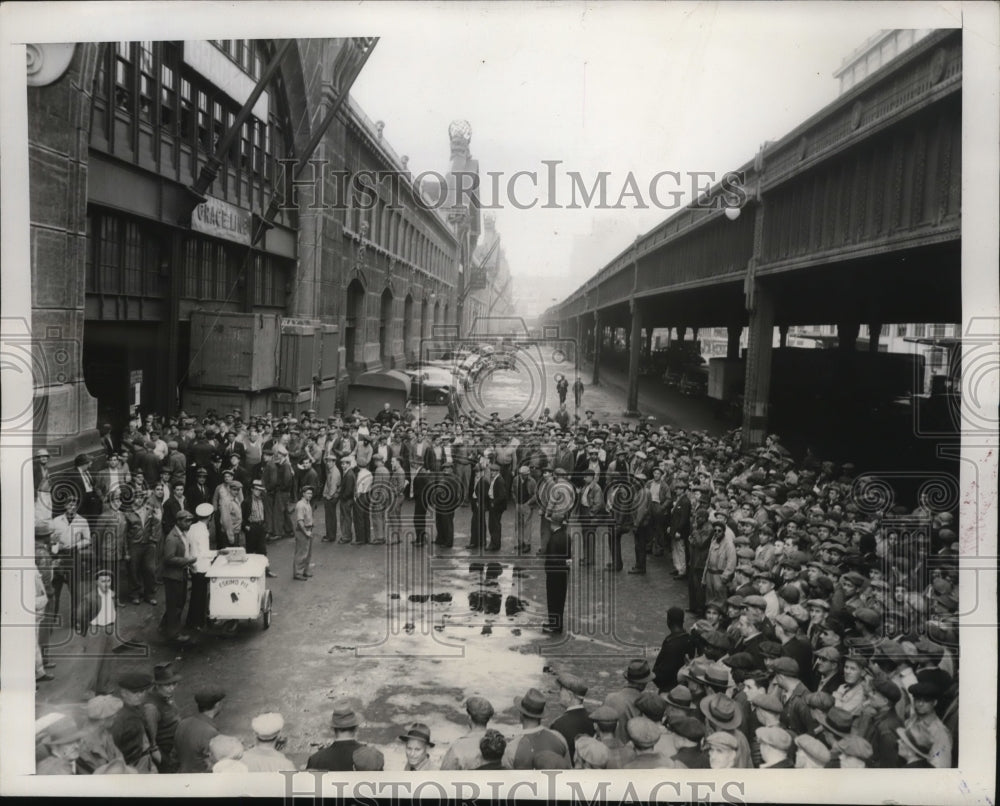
[262,590,273,629]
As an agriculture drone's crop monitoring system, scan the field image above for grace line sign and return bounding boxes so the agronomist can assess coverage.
[192,196,251,245]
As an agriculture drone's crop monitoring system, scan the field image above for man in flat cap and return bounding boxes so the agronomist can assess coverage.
[836,734,874,768]
[240,713,294,772]
[794,734,831,768]
[756,726,795,768]
[110,671,158,772]
[76,694,127,774]
[589,704,634,769]
[549,673,592,762]
[352,745,384,771]
[833,654,868,717]
[174,687,226,773]
[855,678,903,768]
[665,715,708,768]
[440,696,495,770]
[573,735,609,769]
[705,731,740,769]
[623,716,674,768]
[306,700,366,771]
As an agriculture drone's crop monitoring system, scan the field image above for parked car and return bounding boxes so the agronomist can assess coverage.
[404,367,455,404]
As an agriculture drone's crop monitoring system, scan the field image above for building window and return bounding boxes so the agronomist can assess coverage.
[88,211,163,298]
[197,89,211,151]
[97,215,121,293]
[184,239,200,297]
[252,253,288,307]
[896,323,907,337]
[114,41,133,111]
[138,41,155,122]
[179,78,194,142]
[160,49,177,130]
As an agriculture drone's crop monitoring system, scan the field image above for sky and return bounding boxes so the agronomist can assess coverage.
[347,2,961,303]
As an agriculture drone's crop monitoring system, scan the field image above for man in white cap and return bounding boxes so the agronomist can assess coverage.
[240,713,294,772]
[185,504,213,631]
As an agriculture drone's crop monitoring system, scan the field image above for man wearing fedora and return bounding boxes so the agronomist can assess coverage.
[399,723,435,771]
[503,688,570,769]
[143,664,182,773]
[700,692,752,767]
[36,716,88,775]
[306,700,367,771]
[602,659,654,743]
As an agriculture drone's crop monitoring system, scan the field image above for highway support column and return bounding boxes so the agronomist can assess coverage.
[625,298,642,416]
[741,277,774,450]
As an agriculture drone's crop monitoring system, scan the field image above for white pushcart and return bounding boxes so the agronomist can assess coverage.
[204,549,273,631]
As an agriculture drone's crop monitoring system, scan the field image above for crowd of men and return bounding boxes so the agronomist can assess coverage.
[32,384,960,771]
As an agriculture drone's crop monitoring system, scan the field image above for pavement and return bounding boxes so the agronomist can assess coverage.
[34,349,723,770]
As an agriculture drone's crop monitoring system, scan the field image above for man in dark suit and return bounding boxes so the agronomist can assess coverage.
[550,674,593,762]
[485,463,507,551]
[99,423,117,457]
[432,464,462,549]
[306,701,367,771]
[468,462,490,549]
[669,479,692,579]
[162,481,189,536]
[337,458,358,545]
[135,441,162,489]
[64,454,104,526]
[543,511,570,633]
[242,480,276,576]
[653,606,695,693]
[185,467,213,512]
[221,430,245,465]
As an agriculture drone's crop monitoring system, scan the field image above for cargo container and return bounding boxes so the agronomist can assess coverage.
[187,311,280,391]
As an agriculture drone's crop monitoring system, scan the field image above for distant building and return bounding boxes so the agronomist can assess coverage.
[26,38,462,461]
[468,213,514,333]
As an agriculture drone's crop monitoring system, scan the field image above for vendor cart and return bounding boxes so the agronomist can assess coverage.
[204,548,273,631]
